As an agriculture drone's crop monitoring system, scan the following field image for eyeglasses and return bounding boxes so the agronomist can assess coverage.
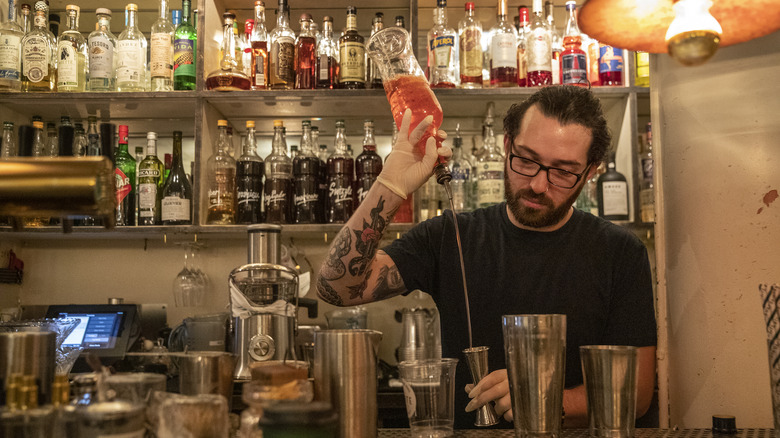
[508,153,590,189]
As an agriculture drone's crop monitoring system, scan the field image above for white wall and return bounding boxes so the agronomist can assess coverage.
[653,31,780,428]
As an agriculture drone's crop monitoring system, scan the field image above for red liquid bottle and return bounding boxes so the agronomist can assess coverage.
[327,120,355,223]
[526,0,552,87]
[383,75,443,162]
[316,16,338,89]
[560,1,588,87]
[598,43,623,86]
[489,0,518,87]
[516,6,529,87]
[294,121,323,224]
[250,1,268,90]
[355,120,383,208]
[294,13,316,89]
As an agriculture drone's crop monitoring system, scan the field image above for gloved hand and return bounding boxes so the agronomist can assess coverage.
[376,109,452,199]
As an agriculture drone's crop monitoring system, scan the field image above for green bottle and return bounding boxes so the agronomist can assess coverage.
[138,132,164,225]
[173,0,196,90]
[114,125,136,226]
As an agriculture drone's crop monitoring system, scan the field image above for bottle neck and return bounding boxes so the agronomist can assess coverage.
[97,15,111,31]
[7,0,17,22]
[345,13,357,32]
[172,136,183,167]
[146,139,157,157]
[126,10,138,30]
[299,126,313,154]
[159,0,169,21]
[362,126,375,148]
[33,11,46,29]
[254,6,265,28]
[272,126,287,155]
[221,19,237,68]
[182,1,191,24]
[334,127,347,154]
[322,22,332,38]
[216,126,229,154]
[435,5,447,26]
[243,127,257,155]
[66,11,79,31]
[276,3,289,28]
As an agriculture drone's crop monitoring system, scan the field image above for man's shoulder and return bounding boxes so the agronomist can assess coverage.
[570,209,646,249]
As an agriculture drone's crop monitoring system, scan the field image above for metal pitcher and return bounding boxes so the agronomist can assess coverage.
[313,329,382,438]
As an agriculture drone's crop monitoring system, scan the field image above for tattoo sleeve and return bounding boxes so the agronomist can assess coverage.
[372,264,406,301]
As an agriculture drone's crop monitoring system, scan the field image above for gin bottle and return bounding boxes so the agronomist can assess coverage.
[264,120,293,223]
[268,0,295,90]
[597,155,629,221]
[162,131,193,225]
[236,121,263,224]
[150,0,175,91]
[87,8,117,91]
[21,5,56,91]
[476,120,504,208]
[173,0,196,90]
[116,4,148,91]
[0,0,23,91]
[427,0,458,88]
[56,4,88,92]
[458,2,482,89]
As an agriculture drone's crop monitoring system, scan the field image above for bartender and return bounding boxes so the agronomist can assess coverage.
[316,86,657,429]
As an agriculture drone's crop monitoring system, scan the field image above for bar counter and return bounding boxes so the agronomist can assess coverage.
[376,429,775,438]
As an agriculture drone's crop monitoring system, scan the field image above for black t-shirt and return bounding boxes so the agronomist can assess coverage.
[383,203,657,429]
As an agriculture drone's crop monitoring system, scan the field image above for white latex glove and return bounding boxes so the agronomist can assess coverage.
[376,109,452,199]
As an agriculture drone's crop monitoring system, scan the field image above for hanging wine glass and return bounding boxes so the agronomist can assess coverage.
[188,243,210,296]
[172,243,202,307]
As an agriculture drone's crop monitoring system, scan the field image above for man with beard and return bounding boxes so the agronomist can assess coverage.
[316,86,657,429]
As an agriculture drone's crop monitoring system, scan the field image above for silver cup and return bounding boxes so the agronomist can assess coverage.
[503,314,566,438]
[580,345,639,438]
[175,351,237,406]
[463,346,500,427]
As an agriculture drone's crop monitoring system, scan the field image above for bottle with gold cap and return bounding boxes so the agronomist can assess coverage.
[264,120,293,223]
[236,120,263,224]
[117,3,148,91]
[206,119,237,224]
[56,4,88,91]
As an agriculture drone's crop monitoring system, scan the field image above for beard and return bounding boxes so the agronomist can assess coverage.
[504,172,586,229]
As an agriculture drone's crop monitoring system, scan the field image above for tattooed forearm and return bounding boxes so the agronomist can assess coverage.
[372,264,407,301]
[320,226,352,281]
[348,196,395,277]
[347,268,372,300]
[316,276,344,306]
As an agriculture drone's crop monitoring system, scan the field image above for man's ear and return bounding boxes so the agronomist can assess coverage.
[504,135,512,156]
[586,162,600,180]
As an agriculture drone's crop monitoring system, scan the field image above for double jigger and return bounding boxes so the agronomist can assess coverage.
[463,346,500,427]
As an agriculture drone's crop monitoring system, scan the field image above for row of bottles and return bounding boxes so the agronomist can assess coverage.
[0,0,197,92]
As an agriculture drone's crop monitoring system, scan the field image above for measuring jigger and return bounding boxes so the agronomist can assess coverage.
[463,346,500,427]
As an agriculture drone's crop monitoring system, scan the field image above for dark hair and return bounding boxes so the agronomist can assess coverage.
[502,86,611,165]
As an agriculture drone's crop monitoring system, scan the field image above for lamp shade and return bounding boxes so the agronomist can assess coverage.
[578,0,780,53]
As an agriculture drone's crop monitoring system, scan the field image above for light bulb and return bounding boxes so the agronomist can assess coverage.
[665,0,723,66]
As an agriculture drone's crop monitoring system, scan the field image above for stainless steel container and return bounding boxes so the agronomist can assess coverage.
[175,351,237,403]
[248,224,282,264]
[313,329,382,438]
[0,331,56,405]
[232,313,296,379]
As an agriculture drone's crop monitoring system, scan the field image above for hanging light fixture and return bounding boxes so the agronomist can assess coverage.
[578,0,780,66]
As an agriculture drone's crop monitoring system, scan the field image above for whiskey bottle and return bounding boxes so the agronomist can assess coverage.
[427,0,459,88]
[264,120,293,224]
[458,2,482,89]
[206,12,251,90]
[87,8,117,91]
[489,0,517,87]
[338,6,365,89]
[56,4,88,92]
[162,131,193,225]
[150,0,175,91]
[326,120,354,223]
[116,4,148,91]
[206,120,237,224]
[249,0,268,90]
[138,132,164,225]
[268,0,295,90]
[527,0,552,86]
[560,1,587,87]
[21,4,56,92]
[597,155,629,221]
[294,13,316,89]
[236,121,263,224]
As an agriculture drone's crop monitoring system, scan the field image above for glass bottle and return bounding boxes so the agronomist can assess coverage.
[206,120,236,224]
[1,122,16,157]
[315,15,337,89]
[314,127,328,221]
[116,3,148,92]
[88,8,117,91]
[150,0,174,91]
[173,0,196,90]
[134,144,143,223]
[242,19,254,78]
[164,153,171,182]
[597,155,629,221]
[138,132,164,225]
[527,0,552,86]
[207,12,251,90]
[427,0,458,88]
[31,119,45,156]
[293,120,322,223]
[449,124,472,212]
[56,4,87,92]
[249,1,267,90]
[458,2,482,89]
[0,0,23,91]
[162,131,193,225]
[114,125,136,226]
[367,13,384,89]
[236,120,264,224]
[84,116,100,156]
[395,15,405,28]
[268,0,295,90]
[58,115,74,156]
[561,1,587,87]
[49,12,59,35]
[72,122,86,156]
[476,120,504,208]
[45,122,58,156]
[516,6,529,86]
[598,43,623,86]
[264,120,293,224]
[232,21,244,74]
[354,120,382,209]
[294,13,316,89]
[20,3,31,33]
[326,120,354,223]
[489,0,517,87]
[545,0,562,85]
[338,6,365,89]
[639,122,654,222]
[21,5,56,92]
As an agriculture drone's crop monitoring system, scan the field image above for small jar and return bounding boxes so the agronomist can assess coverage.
[258,401,338,438]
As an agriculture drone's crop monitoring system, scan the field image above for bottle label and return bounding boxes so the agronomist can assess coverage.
[490,33,516,69]
[601,181,628,216]
[138,182,157,216]
[56,41,79,87]
[173,38,195,77]
[88,34,113,80]
[272,39,295,83]
[264,188,286,206]
[162,197,190,221]
[209,169,236,210]
[339,41,365,83]
[237,189,261,205]
[329,181,353,205]
[641,157,653,181]
[451,166,470,182]
[0,34,21,80]
[138,168,160,179]
[294,192,319,206]
[527,30,551,72]
[599,45,623,73]
[150,33,173,79]
[115,168,132,205]
[253,46,266,84]
[561,52,587,85]
[430,35,454,70]
[460,28,482,77]
[636,51,650,79]
[318,54,329,78]
[117,40,144,84]
[477,179,503,205]
[22,35,49,82]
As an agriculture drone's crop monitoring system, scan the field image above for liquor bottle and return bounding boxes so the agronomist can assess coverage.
[639,122,654,222]
[56,5,87,92]
[49,13,59,36]
[427,0,458,88]
[458,2,482,89]
[316,16,337,89]
[173,0,196,90]
[150,0,174,91]
[114,125,136,226]
[560,1,587,87]
[225,125,235,158]
[72,122,86,156]
[489,0,517,87]
[236,120,263,224]
[526,0,552,86]
[395,16,405,28]
[133,144,143,223]
[597,155,629,221]
[289,144,298,160]
[232,21,244,74]
[366,13,384,88]
[76,117,102,226]
[84,116,100,156]
[314,128,328,221]
[264,120,293,224]
[20,3,30,33]
[0,0,23,91]
[164,153,172,182]
[448,124,472,212]
[598,43,623,86]
[327,120,354,223]
[268,0,295,90]
[516,6,529,86]
[249,1,268,90]
[45,122,57,156]
[138,132,164,225]
[293,120,322,223]
[161,131,193,225]
[575,165,599,216]
[1,122,16,157]
[31,119,45,156]
[545,1,561,85]
[354,120,382,209]
[116,4,148,92]
[21,4,56,92]
[476,120,504,208]
[87,8,117,91]
[635,51,650,87]
[338,6,365,89]
[206,120,237,224]
[206,12,251,90]
[294,13,316,89]
[242,19,254,78]
[58,116,74,156]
